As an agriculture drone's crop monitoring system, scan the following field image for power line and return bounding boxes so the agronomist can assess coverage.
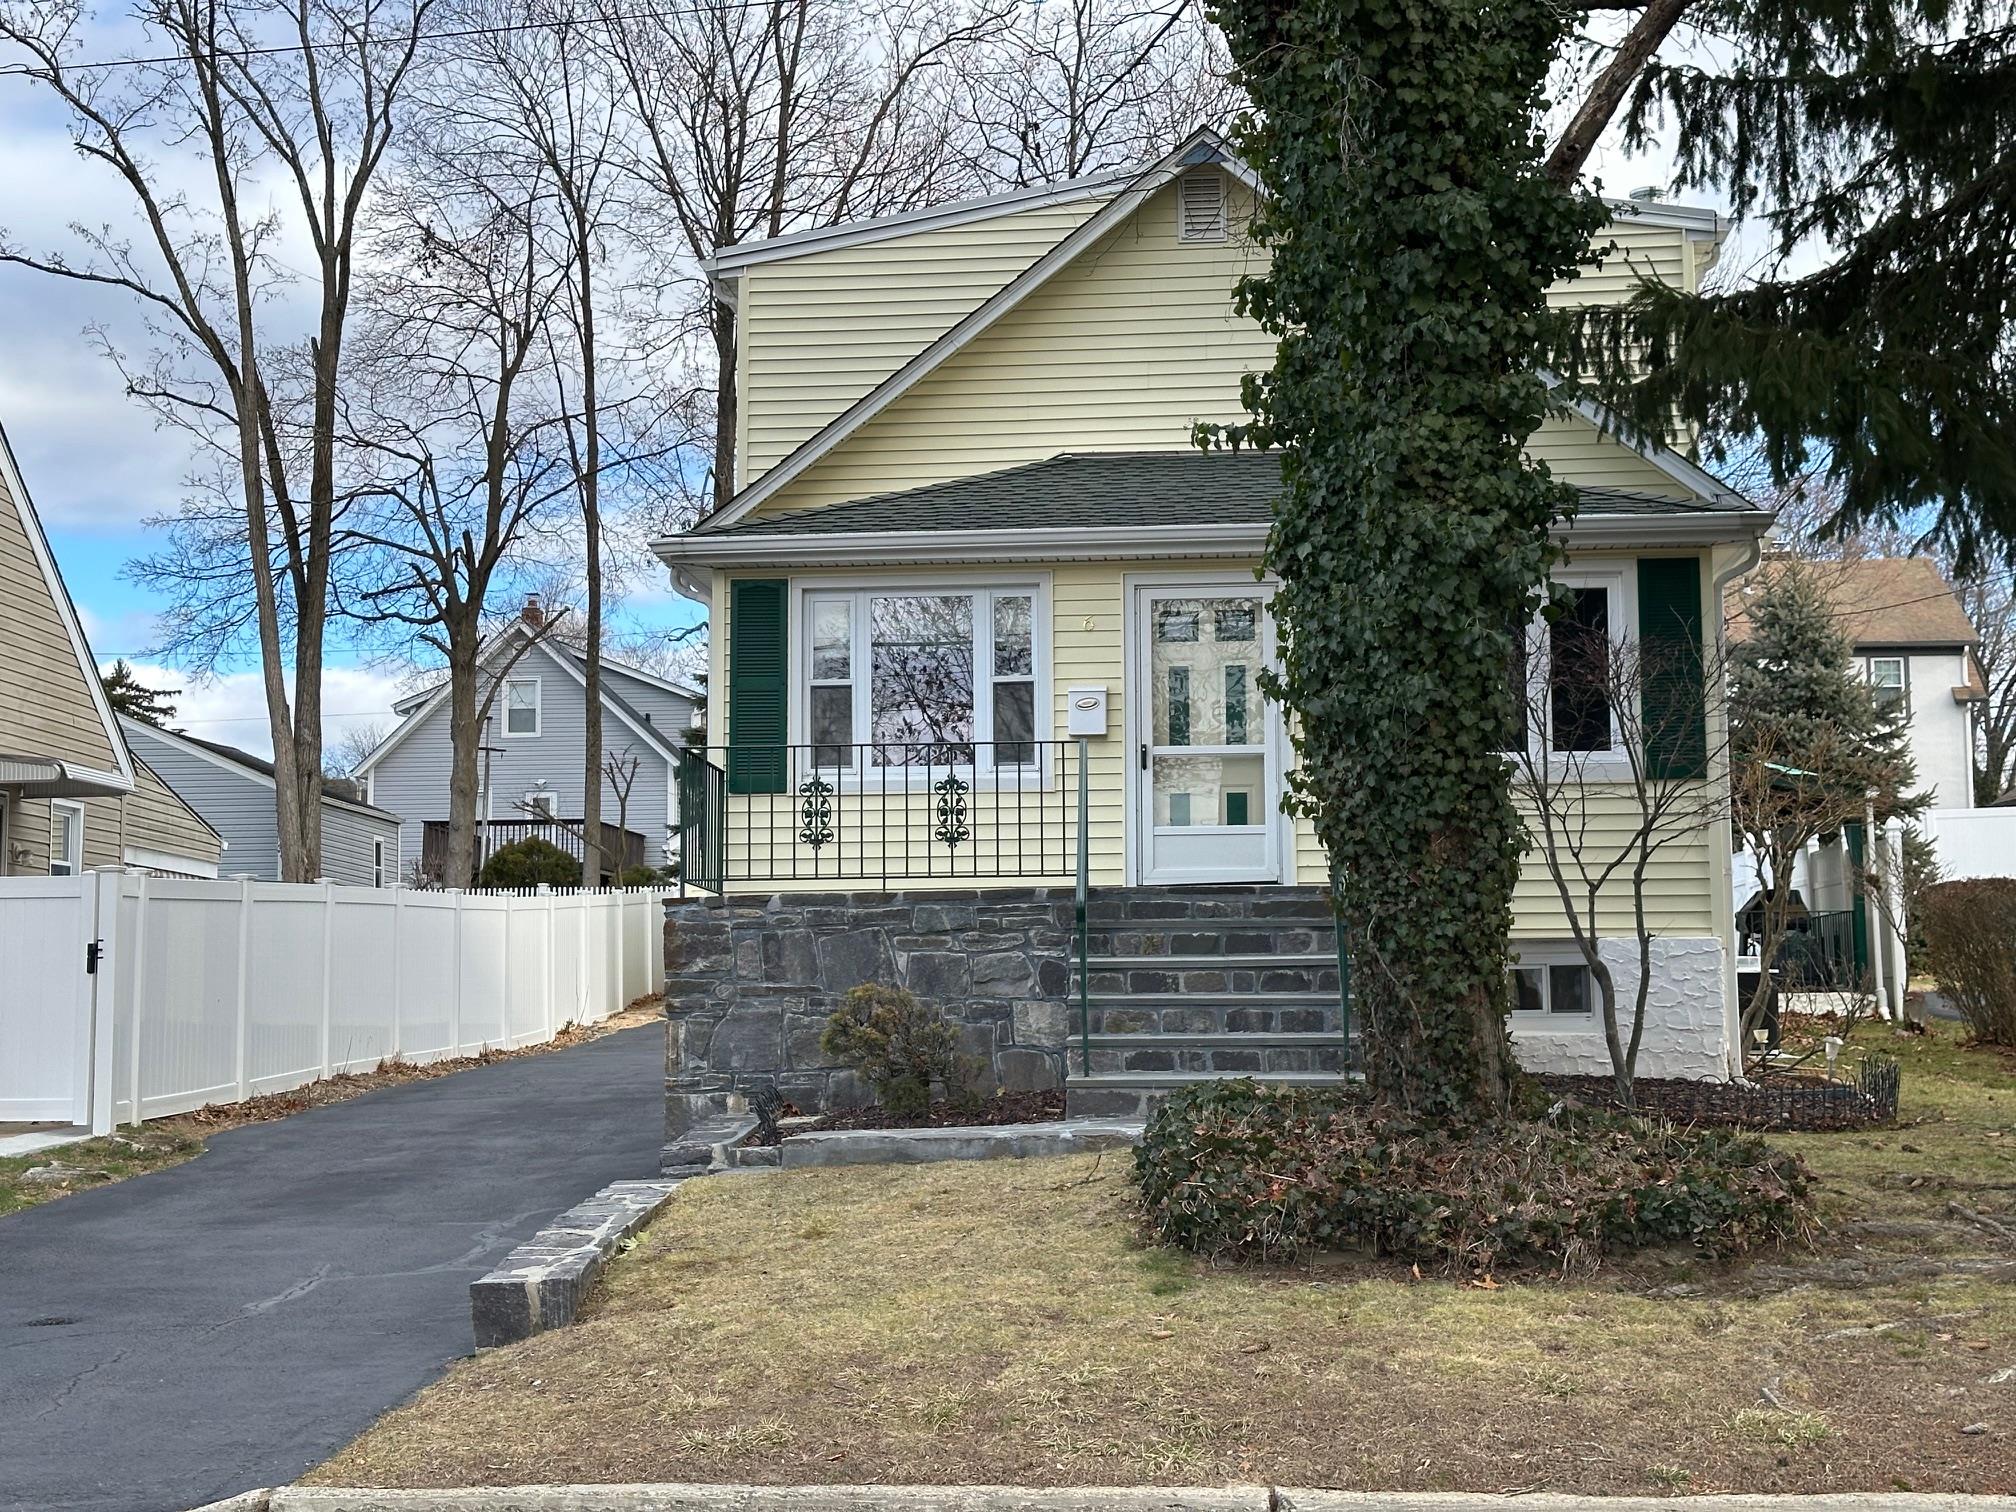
[0,0,1037,76]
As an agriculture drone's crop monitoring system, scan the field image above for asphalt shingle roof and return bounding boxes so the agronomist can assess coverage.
[1726,555,1980,648]
[699,451,1745,537]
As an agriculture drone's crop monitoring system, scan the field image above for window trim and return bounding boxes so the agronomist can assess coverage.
[1504,563,1638,776]
[787,573,1053,787]
[372,837,386,887]
[523,788,558,819]
[48,799,84,877]
[1866,654,1909,717]
[1507,944,1599,1020]
[501,676,542,738]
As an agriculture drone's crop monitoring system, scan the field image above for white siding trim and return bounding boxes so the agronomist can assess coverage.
[0,418,134,793]
[123,843,221,878]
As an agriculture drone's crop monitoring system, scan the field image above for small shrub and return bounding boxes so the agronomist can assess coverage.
[820,984,967,1119]
[1919,879,2016,1044]
[1132,1079,1814,1273]
[616,865,662,886]
[476,836,581,888]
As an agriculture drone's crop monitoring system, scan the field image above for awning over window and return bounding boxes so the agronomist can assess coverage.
[0,754,130,798]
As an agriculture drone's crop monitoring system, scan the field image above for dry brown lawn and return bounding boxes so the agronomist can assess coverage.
[312,1021,2016,1497]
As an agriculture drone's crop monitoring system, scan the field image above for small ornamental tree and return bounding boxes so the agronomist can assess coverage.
[1511,616,1729,1107]
[1729,561,1918,1031]
[1201,0,1609,1118]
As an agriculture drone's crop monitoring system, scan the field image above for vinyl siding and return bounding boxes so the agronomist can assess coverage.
[0,455,121,774]
[739,198,1106,477]
[120,723,396,883]
[597,665,701,747]
[739,183,1706,514]
[368,647,678,877]
[88,760,223,873]
[708,555,1721,938]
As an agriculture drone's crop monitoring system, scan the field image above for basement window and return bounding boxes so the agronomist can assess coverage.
[1509,952,1595,1017]
[1177,169,1227,243]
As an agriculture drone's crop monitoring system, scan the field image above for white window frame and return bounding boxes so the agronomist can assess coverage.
[372,837,386,887]
[1505,563,1637,778]
[1867,655,1909,717]
[789,574,1053,788]
[48,799,84,877]
[502,676,542,738]
[1507,944,1598,1020]
[523,789,558,819]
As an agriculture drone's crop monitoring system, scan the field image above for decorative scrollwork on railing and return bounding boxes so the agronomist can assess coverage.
[797,776,835,850]
[933,773,970,848]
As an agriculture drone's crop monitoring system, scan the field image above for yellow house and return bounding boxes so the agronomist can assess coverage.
[651,132,1770,1132]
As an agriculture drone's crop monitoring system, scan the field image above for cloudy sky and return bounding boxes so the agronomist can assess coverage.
[0,20,1773,759]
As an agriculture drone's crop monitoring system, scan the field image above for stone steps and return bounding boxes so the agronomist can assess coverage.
[1078,955,1342,997]
[1080,1030,1351,1076]
[1080,994,1340,1035]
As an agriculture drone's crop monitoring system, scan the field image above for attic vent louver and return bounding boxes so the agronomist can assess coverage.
[1177,168,1226,243]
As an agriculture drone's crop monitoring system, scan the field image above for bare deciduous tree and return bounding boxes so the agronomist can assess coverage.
[0,0,438,879]
[1510,607,1730,1103]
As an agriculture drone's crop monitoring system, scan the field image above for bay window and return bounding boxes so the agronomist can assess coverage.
[801,584,1043,771]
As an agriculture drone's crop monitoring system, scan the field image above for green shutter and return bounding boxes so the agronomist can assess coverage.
[1638,556,1707,779]
[727,578,789,794]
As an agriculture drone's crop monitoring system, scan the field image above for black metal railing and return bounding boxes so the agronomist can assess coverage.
[420,818,648,884]
[674,740,1085,891]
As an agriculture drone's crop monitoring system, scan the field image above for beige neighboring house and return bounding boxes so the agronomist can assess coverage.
[0,419,222,879]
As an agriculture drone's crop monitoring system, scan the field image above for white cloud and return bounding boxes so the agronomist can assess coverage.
[110,660,409,762]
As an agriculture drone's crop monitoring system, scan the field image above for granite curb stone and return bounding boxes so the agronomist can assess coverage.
[197,1487,2016,1511]
[468,1180,682,1349]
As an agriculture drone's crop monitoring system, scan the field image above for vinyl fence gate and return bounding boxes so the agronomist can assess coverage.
[0,874,661,1136]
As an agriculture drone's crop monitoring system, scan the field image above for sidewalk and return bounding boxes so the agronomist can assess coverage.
[197,1484,2016,1511]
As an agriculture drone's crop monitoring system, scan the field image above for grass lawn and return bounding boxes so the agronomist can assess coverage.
[0,1000,663,1218]
[312,1021,2016,1496]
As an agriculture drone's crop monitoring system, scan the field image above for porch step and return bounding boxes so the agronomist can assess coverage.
[1065,1069,1348,1121]
[1081,1031,1351,1077]
[1078,954,1342,998]
[1083,925,1336,957]
[1082,996,1341,1035]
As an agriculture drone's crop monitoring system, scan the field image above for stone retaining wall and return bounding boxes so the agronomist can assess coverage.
[663,888,1079,1140]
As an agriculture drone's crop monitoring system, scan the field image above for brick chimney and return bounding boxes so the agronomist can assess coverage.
[521,593,544,630]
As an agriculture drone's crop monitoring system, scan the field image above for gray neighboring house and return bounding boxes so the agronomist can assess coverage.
[120,715,404,885]
[356,610,701,885]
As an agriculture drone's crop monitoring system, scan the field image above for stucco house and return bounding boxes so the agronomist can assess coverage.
[0,419,221,880]
[119,716,402,885]
[651,131,1773,1133]
[357,604,702,884]
[1729,555,1982,809]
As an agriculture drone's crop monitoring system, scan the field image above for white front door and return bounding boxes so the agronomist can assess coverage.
[1132,580,1286,884]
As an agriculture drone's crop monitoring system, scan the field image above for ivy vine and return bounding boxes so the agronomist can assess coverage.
[1202,0,1609,1119]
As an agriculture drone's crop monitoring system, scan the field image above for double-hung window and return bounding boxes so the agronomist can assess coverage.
[802,584,1042,773]
[49,800,83,877]
[1504,567,1632,763]
[1867,656,1908,717]
[503,677,540,737]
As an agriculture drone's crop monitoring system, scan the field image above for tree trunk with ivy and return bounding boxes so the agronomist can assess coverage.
[1204,0,1609,1120]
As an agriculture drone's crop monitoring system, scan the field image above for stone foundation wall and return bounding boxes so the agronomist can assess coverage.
[1509,936,1733,1081]
[663,889,1078,1139]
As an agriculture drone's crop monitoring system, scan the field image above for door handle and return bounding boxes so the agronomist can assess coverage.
[1140,743,1148,771]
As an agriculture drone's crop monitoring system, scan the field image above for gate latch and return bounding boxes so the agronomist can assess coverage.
[85,939,102,975]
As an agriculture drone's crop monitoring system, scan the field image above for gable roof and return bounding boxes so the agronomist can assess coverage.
[355,626,686,777]
[0,417,134,796]
[698,129,1250,532]
[1727,556,1980,649]
[121,715,403,822]
[692,132,1731,536]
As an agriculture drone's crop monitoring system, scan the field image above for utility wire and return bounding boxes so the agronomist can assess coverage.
[0,0,1042,75]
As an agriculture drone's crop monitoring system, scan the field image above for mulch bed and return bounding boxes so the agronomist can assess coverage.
[746,1088,1068,1144]
[1538,1071,1896,1132]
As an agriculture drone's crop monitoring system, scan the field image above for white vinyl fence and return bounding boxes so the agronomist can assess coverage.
[0,873,663,1135]
[1915,806,2016,883]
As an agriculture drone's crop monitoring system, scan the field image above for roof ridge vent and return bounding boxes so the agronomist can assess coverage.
[1177,168,1227,244]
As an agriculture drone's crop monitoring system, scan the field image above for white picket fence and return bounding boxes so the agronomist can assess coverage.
[0,873,663,1135]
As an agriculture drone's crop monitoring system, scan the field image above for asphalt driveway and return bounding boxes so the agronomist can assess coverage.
[0,1019,667,1512]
